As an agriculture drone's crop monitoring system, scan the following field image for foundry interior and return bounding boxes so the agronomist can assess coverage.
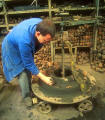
[0,0,105,120]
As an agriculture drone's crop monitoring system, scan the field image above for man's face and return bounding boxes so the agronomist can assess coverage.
[35,31,52,44]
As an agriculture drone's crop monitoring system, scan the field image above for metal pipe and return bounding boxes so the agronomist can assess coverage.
[94,0,100,50]
[61,23,65,78]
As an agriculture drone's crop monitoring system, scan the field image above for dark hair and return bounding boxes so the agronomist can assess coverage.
[36,19,56,38]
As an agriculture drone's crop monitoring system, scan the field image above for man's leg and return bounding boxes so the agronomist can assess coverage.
[18,70,32,107]
[26,70,32,93]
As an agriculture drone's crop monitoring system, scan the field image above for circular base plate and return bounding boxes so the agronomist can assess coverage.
[32,76,90,104]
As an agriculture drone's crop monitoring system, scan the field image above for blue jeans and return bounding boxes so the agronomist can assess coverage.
[18,70,32,98]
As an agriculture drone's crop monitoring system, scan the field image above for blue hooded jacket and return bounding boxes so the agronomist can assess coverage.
[1,18,43,82]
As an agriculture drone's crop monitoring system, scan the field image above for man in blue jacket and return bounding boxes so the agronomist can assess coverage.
[1,18,56,107]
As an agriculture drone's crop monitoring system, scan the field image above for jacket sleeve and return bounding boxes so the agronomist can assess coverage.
[18,36,39,75]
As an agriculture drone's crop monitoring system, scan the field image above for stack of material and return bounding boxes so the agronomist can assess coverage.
[91,24,105,73]
[77,51,90,65]
[91,47,105,73]
[68,24,93,47]
[34,44,52,72]
[52,32,69,48]
[53,24,93,47]
[52,27,92,65]
[9,17,22,24]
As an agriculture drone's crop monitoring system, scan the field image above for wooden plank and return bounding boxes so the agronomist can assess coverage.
[8,23,17,27]
[8,9,49,14]
[54,20,96,26]
[48,0,52,18]
[0,24,6,27]
[62,7,95,11]
[0,0,17,1]
[8,8,58,15]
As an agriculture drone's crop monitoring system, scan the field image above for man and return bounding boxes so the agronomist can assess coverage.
[1,18,56,107]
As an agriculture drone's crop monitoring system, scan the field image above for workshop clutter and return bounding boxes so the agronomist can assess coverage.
[90,24,105,73]
[68,25,93,47]
[49,24,105,68]
[0,17,7,35]
[77,50,90,65]
[53,24,93,47]
[1,23,105,77]
[52,25,92,65]
[34,44,52,72]
[8,17,23,24]
[32,42,63,81]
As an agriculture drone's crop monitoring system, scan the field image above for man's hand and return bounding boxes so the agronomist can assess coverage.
[42,76,54,86]
[37,72,54,86]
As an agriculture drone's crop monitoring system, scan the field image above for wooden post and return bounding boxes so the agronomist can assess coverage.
[48,0,52,19]
[2,0,9,31]
[94,0,100,50]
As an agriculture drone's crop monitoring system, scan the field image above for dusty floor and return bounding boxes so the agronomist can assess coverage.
[0,64,105,120]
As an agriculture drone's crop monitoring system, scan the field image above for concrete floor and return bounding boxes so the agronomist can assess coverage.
[0,64,105,120]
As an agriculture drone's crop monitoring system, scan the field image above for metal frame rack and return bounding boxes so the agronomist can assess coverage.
[0,0,102,55]
[0,0,100,31]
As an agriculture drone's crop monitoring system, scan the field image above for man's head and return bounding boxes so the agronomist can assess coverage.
[35,19,56,44]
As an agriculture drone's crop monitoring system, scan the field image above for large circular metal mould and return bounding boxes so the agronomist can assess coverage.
[32,76,89,104]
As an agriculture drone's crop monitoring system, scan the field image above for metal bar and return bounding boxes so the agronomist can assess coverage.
[50,41,54,62]
[2,0,9,31]
[48,0,52,18]
[96,0,100,16]
[94,24,98,50]
[61,24,65,78]
[54,20,96,26]
[94,0,100,50]
[8,9,50,14]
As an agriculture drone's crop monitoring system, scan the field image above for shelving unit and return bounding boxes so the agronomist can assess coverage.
[0,0,58,39]
[0,0,103,48]
[0,0,98,33]
[50,0,103,64]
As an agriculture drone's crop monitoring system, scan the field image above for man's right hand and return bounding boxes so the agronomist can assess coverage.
[42,76,54,86]
[36,72,54,86]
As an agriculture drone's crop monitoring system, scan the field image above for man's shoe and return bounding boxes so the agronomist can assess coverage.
[23,97,33,107]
